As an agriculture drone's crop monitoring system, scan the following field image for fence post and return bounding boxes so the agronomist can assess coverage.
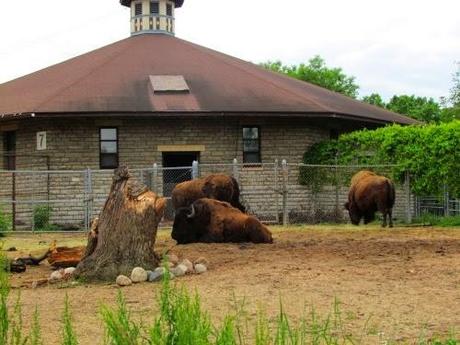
[192,160,199,179]
[232,158,239,181]
[274,159,280,224]
[444,185,450,217]
[282,159,289,226]
[153,163,158,194]
[84,168,93,232]
[404,171,412,224]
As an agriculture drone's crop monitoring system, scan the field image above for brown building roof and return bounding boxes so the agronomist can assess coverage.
[0,34,417,125]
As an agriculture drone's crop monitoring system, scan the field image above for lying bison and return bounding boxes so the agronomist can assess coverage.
[344,170,395,227]
[172,198,273,244]
[172,174,245,212]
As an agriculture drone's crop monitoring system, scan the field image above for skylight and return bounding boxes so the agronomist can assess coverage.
[149,75,190,93]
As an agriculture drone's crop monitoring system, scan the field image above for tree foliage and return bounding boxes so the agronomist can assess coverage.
[386,95,441,123]
[260,56,359,98]
[361,93,386,108]
[302,121,460,197]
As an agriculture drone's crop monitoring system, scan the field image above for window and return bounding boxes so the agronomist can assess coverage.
[3,131,16,170]
[166,4,173,16]
[135,3,143,16]
[150,1,159,14]
[100,128,118,169]
[242,127,261,164]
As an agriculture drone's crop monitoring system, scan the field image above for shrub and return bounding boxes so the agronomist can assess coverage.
[301,121,460,197]
[33,205,52,231]
[0,207,12,235]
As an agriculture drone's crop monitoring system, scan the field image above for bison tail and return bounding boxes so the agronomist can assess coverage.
[231,177,246,213]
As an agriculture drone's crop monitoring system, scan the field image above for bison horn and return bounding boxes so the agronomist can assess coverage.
[187,204,196,219]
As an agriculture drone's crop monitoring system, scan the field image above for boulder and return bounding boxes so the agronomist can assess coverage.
[179,259,194,273]
[194,264,207,274]
[148,270,164,282]
[166,254,179,265]
[64,267,76,276]
[116,275,132,286]
[49,270,64,283]
[131,267,148,283]
[171,264,187,277]
[194,257,210,267]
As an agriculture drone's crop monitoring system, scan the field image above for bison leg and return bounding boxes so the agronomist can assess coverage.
[245,217,273,244]
[387,209,393,228]
[363,212,375,224]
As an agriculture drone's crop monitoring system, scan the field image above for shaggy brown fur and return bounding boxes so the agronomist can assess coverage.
[171,174,245,212]
[172,198,273,244]
[344,170,396,227]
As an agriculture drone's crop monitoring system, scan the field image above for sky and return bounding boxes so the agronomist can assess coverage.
[0,0,459,101]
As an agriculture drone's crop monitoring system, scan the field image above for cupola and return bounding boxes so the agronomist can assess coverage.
[120,0,184,36]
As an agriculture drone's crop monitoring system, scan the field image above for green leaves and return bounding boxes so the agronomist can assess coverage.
[302,121,460,197]
[260,56,359,99]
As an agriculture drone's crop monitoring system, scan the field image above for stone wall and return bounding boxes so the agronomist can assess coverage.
[0,116,331,229]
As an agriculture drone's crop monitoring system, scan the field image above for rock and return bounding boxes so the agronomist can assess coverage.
[131,267,148,283]
[194,264,207,274]
[7,247,17,252]
[194,257,210,267]
[179,259,194,273]
[64,267,76,276]
[116,275,132,286]
[166,254,179,265]
[49,270,64,283]
[171,264,187,277]
[148,270,164,282]
[154,267,166,274]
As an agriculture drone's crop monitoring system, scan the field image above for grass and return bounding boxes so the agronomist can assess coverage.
[413,214,460,227]
[0,255,458,344]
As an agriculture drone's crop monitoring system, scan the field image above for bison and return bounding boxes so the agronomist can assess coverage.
[344,170,395,227]
[171,174,245,212]
[172,198,273,244]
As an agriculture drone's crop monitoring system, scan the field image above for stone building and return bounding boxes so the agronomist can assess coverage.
[0,0,416,229]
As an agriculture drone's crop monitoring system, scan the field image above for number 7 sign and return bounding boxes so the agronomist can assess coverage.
[37,131,47,151]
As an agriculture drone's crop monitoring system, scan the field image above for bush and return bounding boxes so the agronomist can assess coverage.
[0,207,12,235]
[301,121,460,197]
[33,205,52,231]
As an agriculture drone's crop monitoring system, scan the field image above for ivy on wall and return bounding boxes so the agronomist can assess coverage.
[301,121,460,197]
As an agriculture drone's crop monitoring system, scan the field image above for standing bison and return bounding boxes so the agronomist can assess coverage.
[171,174,245,212]
[172,198,273,244]
[344,170,395,227]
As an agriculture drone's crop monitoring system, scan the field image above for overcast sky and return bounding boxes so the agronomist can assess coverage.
[1,0,459,101]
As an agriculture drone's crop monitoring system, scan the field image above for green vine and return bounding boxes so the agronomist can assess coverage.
[300,121,460,197]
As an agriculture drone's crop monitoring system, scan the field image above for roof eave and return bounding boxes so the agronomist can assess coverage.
[0,111,421,126]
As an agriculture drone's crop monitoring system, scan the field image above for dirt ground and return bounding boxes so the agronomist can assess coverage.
[3,225,460,344]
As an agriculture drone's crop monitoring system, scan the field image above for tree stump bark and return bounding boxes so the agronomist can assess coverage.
[74,166,166,282]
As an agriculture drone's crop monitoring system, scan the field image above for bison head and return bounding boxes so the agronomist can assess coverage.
[171,200,211,244]
[344,201,361,225]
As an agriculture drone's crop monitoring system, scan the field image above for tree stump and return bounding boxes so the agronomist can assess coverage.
[74,166,166,282]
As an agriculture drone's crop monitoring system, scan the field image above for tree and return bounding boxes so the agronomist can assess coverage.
[260,56,360,98]
[449,62,460,107]
[362,93,386,108]
[386,95,441,123]
[440,62,460,122]
[74,166,166,281]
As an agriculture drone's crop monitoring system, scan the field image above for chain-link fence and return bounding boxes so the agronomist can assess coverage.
[1,160,456,233]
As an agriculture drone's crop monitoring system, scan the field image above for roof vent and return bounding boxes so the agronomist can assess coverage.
[149,75,190,93]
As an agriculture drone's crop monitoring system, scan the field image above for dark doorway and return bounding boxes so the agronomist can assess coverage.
[3,131,16,170]
[162,152,199,220]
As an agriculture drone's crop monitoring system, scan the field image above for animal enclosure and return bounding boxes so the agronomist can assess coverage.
[0,160,453,232]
